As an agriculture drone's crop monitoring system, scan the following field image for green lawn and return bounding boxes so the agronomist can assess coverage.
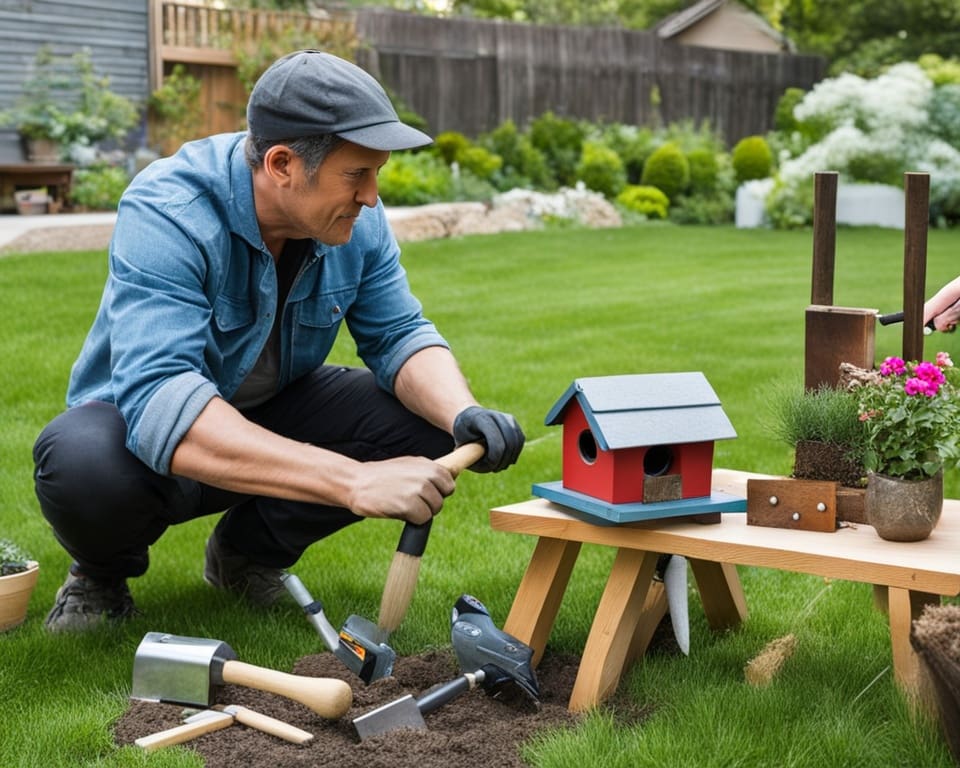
[2,222,958,766]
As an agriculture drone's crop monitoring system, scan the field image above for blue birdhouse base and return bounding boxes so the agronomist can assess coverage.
[531,480,746,525]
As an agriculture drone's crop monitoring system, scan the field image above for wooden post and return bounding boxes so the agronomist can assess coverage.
[902,173,930,363]
[811,171,838,306]
[805,171,876,391]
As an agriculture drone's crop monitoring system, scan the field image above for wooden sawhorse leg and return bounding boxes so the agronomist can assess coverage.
[688,559,748,630]
[502,536,581,666]
[569,549,662,712]
[887,587,940,717]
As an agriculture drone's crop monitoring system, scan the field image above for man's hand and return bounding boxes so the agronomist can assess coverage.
[932,298,960,333]
[453,405,525,472]
[348,456,457,525]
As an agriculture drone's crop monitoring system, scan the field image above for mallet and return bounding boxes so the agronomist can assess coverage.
[377,442,485,633]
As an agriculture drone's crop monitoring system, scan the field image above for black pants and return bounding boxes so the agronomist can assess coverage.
[33,366,454,583]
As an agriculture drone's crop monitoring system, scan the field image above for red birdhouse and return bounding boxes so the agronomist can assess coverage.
[533,373,742,523]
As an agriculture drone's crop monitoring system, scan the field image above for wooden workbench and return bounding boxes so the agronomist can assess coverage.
[490,468,960,712]
[0,163,75,212]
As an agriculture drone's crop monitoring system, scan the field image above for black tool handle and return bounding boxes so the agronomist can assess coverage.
[396,519,431,557]
[416,670,484,716]
[878,311,937,332]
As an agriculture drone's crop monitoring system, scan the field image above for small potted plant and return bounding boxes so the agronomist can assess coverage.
[0,539,39,631]
[854,352,960,541]
[0,45,139,163]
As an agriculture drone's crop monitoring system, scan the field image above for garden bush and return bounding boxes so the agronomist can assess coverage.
[731,135,773,184]
[433,131,471,165]
[597,123,657,184]
[455,145,503,180]
[575,141,626,198]
[640,142,690,201]
[480,119,554,191]
[528,111,586,187]
[377,151,453,206]
[686,147,720,196]
[71,164,130,210]
[773,87,806,133]
[615,184,669,219]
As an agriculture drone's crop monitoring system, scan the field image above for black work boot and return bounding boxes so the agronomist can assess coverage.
[44,569,138,632]
[203,532,285,608]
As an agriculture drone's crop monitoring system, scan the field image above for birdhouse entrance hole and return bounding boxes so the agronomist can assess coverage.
[643,445,673,477]
[578,430,598,464]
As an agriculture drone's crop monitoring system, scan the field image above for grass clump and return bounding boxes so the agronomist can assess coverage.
[769,382,867,456]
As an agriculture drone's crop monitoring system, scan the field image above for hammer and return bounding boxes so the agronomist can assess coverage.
[377,442,486,634]
[131,632,352,719]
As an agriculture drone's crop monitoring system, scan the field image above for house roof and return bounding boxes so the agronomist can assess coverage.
[654,0,792,52]
[545,372,737,451]
[655,0,727,37]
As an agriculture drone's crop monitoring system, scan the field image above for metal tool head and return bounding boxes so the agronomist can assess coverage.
[282,572,395,684]
[131,632,237,707]
[352,694,427,741]
[339,614,396,683]
[449,595,540,703]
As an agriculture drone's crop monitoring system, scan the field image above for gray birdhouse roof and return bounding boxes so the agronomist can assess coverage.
[545,372,737,451]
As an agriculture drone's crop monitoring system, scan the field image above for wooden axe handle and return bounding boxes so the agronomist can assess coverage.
[435,441,486,478]
[221,660,352,719]
[135,711,234,752]
[219,704,314,745]
[377,442,486,633]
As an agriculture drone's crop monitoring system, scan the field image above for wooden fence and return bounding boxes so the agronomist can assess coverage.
[151,1,826,147]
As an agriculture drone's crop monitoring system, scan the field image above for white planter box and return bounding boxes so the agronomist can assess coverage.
[735,181,771,228]
[836,184,904,229]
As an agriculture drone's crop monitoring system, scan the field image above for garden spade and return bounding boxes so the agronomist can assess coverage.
[130,632,352,718]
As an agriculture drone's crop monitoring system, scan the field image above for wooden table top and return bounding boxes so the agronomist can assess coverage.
[490,468,960,595]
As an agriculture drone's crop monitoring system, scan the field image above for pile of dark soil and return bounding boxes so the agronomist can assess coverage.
[793,439,865,489]
[114,649,586,767]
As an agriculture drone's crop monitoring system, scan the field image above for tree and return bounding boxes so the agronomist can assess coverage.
[780,0,960,74]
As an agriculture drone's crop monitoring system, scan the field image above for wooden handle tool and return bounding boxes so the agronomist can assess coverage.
[213,704,314,745]
[377,442,486,633]
[219,660,352,719]
[135,710,234,752]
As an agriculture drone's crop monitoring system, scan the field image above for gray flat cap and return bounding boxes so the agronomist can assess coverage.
[247,50,432,151]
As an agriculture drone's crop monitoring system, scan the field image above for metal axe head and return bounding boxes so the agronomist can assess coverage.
[352,694,426,741]
[338,614,396,683]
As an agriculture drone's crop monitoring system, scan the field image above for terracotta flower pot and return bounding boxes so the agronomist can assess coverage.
[865,471,943,542]
[0,561,39,631]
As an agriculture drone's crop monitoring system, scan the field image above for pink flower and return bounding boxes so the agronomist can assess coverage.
[904,377,938,397]
[880,357,906,376]
[936,351,954,368]
[914,361,945,383]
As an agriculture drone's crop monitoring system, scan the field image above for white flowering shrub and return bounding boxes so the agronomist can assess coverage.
[766,62,960,228]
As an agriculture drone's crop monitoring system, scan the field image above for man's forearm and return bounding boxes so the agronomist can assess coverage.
[169,396,361,506]
[168,394,456,524]
[393,346,478,434]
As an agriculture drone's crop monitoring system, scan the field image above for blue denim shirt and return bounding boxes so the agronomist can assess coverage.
[67,132,448,474]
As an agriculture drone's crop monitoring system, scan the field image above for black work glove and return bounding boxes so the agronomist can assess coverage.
[453,405,525,473]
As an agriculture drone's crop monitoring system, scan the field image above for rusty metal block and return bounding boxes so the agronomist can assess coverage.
[747,478,837,533]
